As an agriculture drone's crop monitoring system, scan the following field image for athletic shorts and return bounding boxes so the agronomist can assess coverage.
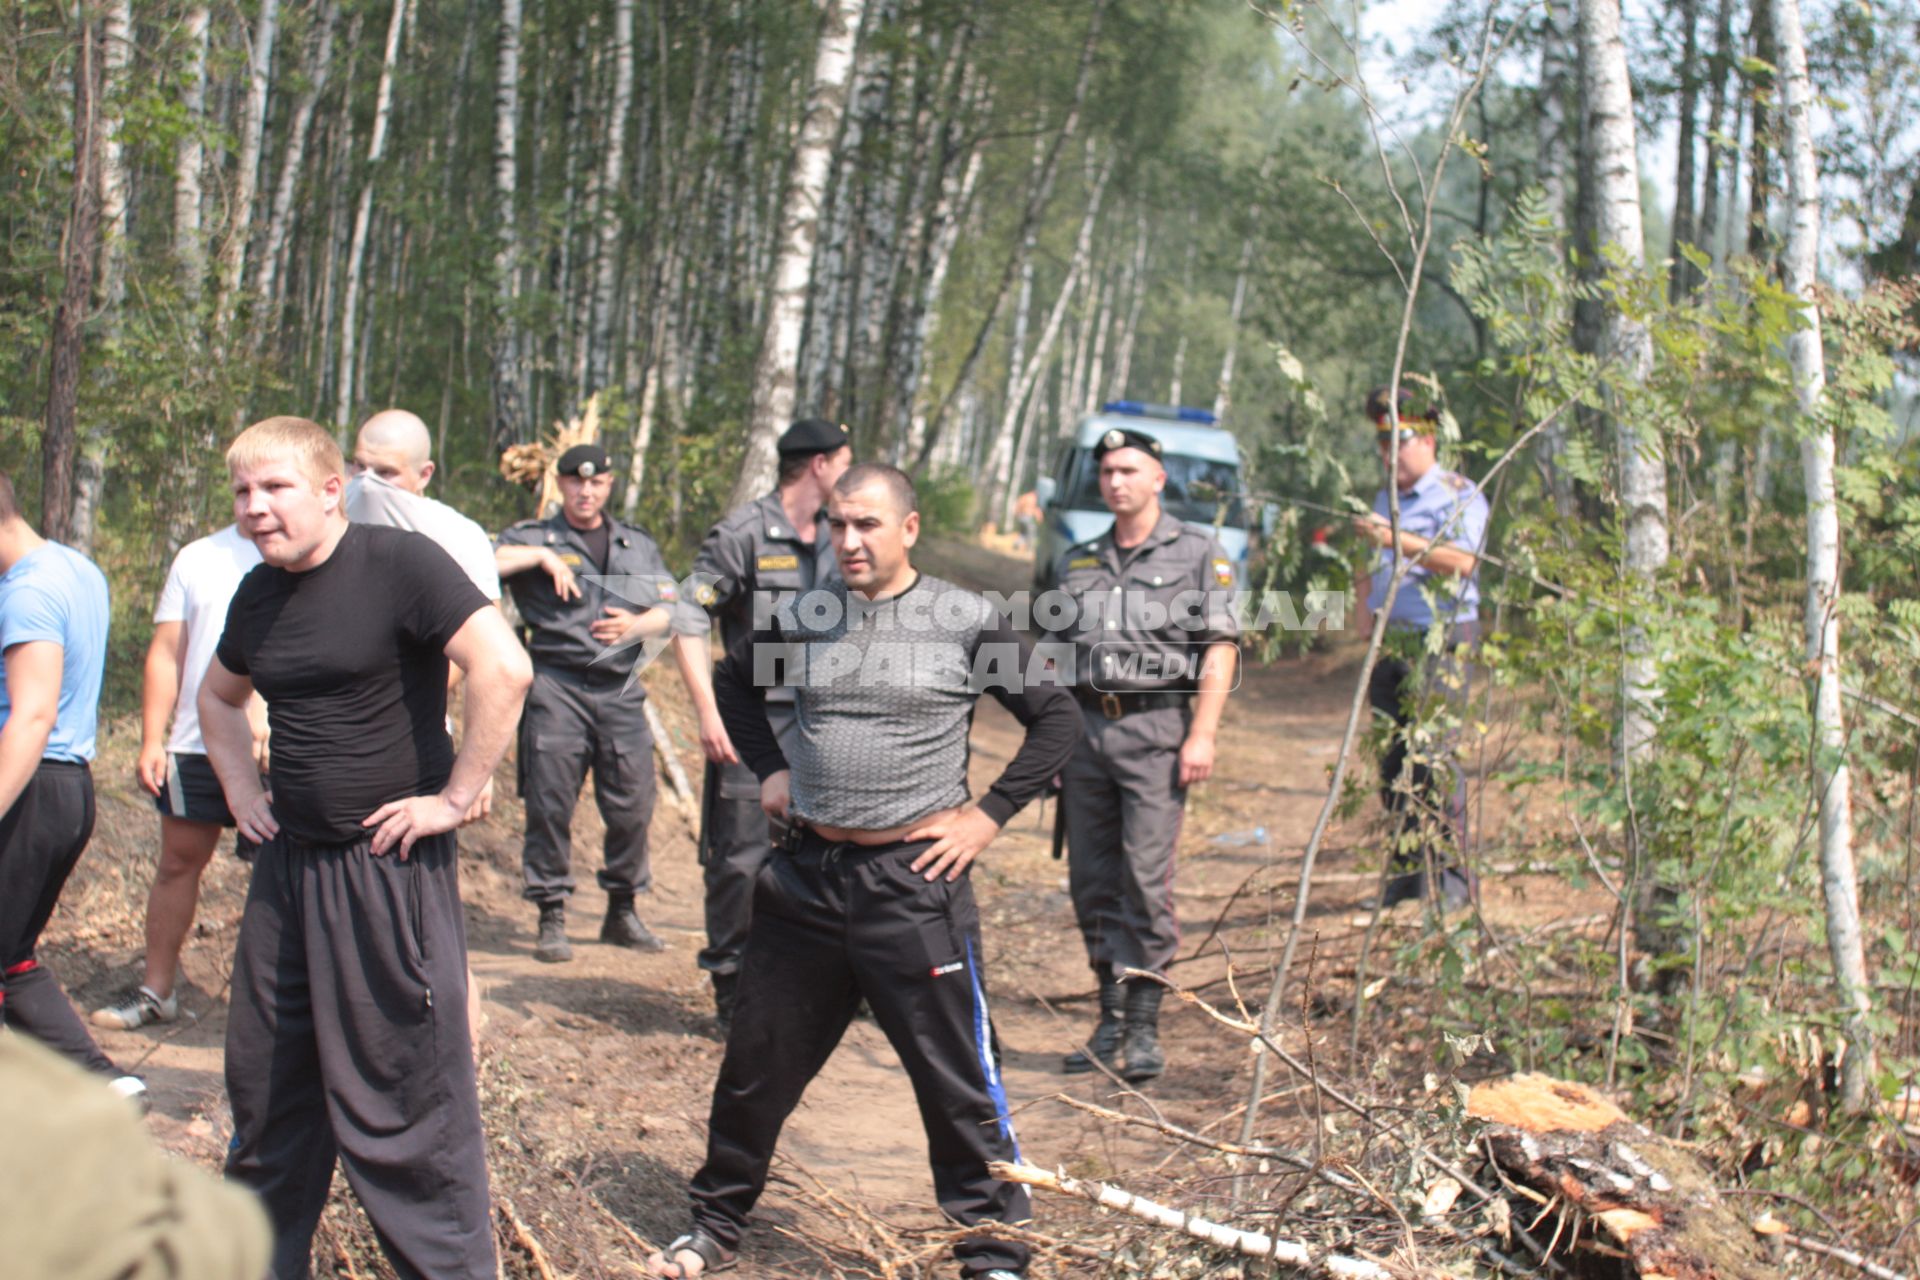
[154,753,263,859]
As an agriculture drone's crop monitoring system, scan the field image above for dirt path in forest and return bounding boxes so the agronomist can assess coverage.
[53,537,1555,1277]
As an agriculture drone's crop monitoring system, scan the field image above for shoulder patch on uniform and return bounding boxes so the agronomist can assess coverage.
[1067,556,1101,570]
[1212,558,1234,586]
[757,553,799,571]
[657,578,678,601]
[508,517,544,528]
[1442,470,1472,492]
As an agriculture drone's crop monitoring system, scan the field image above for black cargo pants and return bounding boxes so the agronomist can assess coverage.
[0,760,117,1076]
[223,831,494,1280]
[690,830,1030,1276]
[519,664,657,903]
[697,759,772,975]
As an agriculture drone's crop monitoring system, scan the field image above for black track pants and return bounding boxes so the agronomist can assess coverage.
[223,832,495,1280]
[0,760,116,1076]
[690,832,1030,1276]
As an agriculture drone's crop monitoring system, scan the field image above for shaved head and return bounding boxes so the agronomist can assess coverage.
[833,463,917,517]
[353,409,435,493]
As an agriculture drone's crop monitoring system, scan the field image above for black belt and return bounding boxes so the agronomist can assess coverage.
[535,662,634,688]
[1075,688,1191,721]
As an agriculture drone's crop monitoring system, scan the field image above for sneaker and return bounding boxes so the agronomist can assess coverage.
[107,1074,151,1115]
[533,904,573,964]
[980,1271,1026,1280]
[91,984,177,1030]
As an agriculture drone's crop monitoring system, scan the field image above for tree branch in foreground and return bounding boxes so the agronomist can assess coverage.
[989,1161,1395,1279]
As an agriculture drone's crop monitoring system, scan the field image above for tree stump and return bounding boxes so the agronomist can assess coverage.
[1470,1074,1769,1280]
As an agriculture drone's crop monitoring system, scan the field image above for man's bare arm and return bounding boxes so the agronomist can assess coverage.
[364,607,531,857]
[669,632,738,764]
[137,622,185,797]
[1179,640,1237,786]
[198,657,277,842]
[0,642,62,819]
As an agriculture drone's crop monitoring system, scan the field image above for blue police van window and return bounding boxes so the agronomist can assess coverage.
[1055,448,1246,529]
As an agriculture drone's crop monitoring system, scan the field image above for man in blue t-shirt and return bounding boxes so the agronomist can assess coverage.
[0,471,145,1107]
[1351,386,1490,911]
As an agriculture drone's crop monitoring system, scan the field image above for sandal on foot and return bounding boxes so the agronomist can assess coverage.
[652,1227,737,1278]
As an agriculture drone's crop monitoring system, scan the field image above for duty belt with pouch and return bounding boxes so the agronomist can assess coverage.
[1075,688,1191,721]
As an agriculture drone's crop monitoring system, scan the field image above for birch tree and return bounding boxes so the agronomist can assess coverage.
[730,0,867,508]
[585,0,634,395]
[44,14,100,545]
[490,0,527,449]
[334,0,408,433]
[213,0,280,342]
[95,0,132,315]
[255,0,337,343]
[1772,0,1874,1112]
[175,7,211,301]
[1579,0,1665,777]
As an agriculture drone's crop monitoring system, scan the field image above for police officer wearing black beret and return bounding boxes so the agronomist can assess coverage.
[1044,426,1240,1082]
[495,443,691,962]
[679,418,850,1029]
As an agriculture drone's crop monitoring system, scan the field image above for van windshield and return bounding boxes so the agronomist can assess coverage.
[1057,447,1247,528]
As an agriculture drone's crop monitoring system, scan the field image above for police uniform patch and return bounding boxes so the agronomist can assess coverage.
[757,553,799,571]
[1103,429,1125,450]
[1068,556,1101,570]
[694,583,717,606]
[658,579,678,601]
[558,553,584,567]
[1212,558,1233,586]
[1442,470,1471,492]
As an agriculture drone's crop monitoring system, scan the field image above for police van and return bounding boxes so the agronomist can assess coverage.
[1031,402,1249,590]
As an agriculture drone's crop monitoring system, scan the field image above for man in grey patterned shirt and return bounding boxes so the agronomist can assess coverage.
[646,464,1080,1280]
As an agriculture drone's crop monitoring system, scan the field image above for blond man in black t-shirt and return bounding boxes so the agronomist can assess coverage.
[199,416,531,1280]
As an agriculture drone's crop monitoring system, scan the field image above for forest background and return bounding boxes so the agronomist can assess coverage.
[8,0,1920,1268]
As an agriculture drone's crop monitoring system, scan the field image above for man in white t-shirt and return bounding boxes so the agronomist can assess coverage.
[92,524,265,1030]
[344,409,502,601]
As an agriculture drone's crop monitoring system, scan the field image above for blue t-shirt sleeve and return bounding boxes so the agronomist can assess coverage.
[0,578,68,652]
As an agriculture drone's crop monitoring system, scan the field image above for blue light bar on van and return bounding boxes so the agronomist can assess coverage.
[1101,400,1219,425]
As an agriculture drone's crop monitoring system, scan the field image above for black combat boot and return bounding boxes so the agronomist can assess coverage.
[533,902,572,964]
[600,894,668,952]
[712,971,739,1035]
[1120,980,1166,1082]
[1062,965,1125,1074]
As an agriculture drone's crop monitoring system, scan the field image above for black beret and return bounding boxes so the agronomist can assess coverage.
[1093,426,1164,460]
[777,417,851,456]
[556,443,611,477]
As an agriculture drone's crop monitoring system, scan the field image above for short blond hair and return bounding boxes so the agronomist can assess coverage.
[226,416,344,487]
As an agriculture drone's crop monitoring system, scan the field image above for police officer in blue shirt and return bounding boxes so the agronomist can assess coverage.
[1351,387,1489,910]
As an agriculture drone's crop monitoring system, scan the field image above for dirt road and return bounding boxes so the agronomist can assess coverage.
[54,539,1421,1278]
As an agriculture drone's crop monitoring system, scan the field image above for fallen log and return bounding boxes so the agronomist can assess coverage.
[990,1160,1395,1279]
[1470,1074,1771,1280]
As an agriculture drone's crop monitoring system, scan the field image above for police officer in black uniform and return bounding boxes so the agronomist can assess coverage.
[1047,426,1240,1082]
[682,418,849,1028]
[496,443,688,962]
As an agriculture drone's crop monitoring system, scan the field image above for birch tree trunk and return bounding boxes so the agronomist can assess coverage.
[214,0,281,342]
[586,0,634,395]
[898,77,985,460]
[1668,0,1701,300]
[175,7,211,302]
[1167,225,1196,405]
[1581,0,1670,966]
[730,0,867,508]
[335,0,408,434]
[991,157,1111,525]
[489,0,527,450]
[1697,0,1735,272]
[255,0,337,345]
[44,15,100,546]
[1538,0,1578,516]
[95,0,132,315]
[1108,208,1148,400]
[1772,0,1873,1113]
